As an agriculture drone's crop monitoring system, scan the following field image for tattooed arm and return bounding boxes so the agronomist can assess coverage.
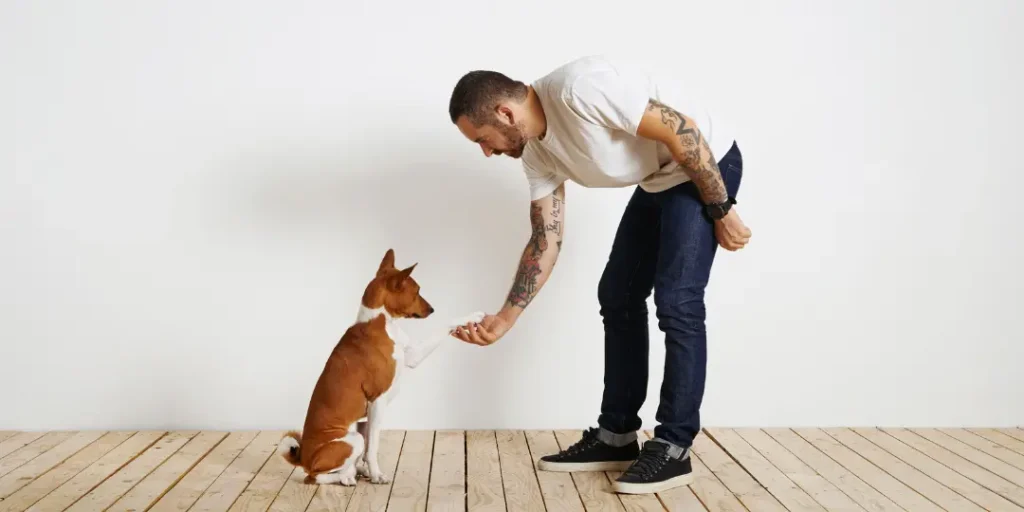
[636,98,752,251]
[451,183,565,345]
[636,99,728,205]
[500,183,565,321]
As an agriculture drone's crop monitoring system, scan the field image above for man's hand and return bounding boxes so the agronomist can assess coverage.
[450,313,511,346]
[715,208,751,251]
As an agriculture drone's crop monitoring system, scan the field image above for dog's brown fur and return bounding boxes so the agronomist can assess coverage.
[280,249,433,483]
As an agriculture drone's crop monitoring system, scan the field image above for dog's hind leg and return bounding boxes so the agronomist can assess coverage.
[307,430,364,486]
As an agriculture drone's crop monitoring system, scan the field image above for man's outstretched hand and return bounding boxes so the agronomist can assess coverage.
[450,313,511,346]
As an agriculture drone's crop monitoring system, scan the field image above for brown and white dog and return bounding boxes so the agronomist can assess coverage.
[276,248,483,485]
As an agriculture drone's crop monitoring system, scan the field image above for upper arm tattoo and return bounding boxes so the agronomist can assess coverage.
[646,99,728,204]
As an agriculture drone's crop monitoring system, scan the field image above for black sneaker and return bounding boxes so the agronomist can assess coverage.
[537,427,639,472]
[612,439,693,494]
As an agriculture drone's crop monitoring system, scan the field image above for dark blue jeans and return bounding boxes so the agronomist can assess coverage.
[596,141,743,448]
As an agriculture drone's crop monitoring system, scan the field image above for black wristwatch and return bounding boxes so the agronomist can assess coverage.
[705,197,736,221]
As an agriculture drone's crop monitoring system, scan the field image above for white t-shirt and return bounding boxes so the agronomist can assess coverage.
[521,55,735,201]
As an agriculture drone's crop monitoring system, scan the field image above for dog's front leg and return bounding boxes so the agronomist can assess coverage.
[404,312,486,368]
[365,400,389,484]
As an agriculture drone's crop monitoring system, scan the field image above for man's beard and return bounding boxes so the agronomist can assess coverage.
[493,121,527,158]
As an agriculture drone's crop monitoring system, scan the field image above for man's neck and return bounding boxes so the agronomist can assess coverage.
[524,86,548,141]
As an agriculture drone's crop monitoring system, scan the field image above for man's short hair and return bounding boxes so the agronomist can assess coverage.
[448,70,528,125]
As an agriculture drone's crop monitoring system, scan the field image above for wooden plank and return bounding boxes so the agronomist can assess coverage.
[0,432,74,478]
[495,430,545,512]
[148,431,259,512]
[882,427,1024,509]
[1001,428,1024,444]
[189,430,283,512]
[0,431,104,499]
[707,429,825,511]
[108,431,227,512]
[525,430,584,512]
[854,427,1022,511]
[687,453,746,512]
[266,468,316,512]
[466,430,506,512]
[793,428,943,512]
[427,430,466,512]
[912,428,1024,488]
[691,433,786,512]
[0,433,45,460]
[387,429,434,512]
[969,429,1024,457]
[553,430,625,512]
[63,430,197,512]
[24,431,165,512]
[226,434,296,512]
[0,432,133,512]
[732,428,863,512]
[763,428,903,512]
[336,429,404,512]
[0,433,18,445]
[941,429,1024,471]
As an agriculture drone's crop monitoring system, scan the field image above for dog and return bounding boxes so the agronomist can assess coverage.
[276,248,483,485]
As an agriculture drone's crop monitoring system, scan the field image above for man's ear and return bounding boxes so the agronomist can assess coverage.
[496,105,514,126]
[387,263,417,290]
[378,248,396,276]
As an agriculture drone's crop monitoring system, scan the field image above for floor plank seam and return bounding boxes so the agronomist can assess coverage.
[788,428,911,512]
[62,431,168,511]
[822,428,950,512]
[492,431,509,512]
[224,431,282,512]
[13,431,139,511]
[376,429,407,512]
[855,428,996,512]
[142,431,228,512]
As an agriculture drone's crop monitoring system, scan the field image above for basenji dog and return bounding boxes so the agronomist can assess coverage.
[276,248,482,485]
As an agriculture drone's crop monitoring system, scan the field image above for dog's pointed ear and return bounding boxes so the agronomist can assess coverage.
[387,263,417,290]
[377,248,396,276]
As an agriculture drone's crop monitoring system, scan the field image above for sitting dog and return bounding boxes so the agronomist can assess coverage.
[277,248,483,485]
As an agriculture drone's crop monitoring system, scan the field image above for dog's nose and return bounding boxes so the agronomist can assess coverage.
[428,306,435,314]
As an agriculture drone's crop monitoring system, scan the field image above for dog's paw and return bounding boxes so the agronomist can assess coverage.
[356,461,370,478]
[449,311,486,330]
[370,471,391,485]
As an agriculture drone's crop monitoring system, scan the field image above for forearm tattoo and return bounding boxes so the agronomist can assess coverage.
[506,186,564,309]
[647,99,728,204]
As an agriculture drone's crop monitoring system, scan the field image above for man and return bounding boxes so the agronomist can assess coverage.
[446,55,751,494]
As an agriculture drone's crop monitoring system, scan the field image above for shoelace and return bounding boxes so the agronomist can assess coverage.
[561,428,601,457]
[625,445,670,479]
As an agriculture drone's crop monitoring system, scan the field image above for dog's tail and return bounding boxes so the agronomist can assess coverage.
[277,430,302,466]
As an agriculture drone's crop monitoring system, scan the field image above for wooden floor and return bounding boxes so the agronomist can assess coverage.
[1,428,1023,511]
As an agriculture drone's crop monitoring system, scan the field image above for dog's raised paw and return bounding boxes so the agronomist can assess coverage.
[449,311,486,330]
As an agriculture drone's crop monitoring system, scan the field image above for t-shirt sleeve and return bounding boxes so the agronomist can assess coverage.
[523,161,566,201]
[564,66,652,135]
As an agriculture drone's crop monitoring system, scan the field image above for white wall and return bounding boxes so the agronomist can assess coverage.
[3,0,1022,431]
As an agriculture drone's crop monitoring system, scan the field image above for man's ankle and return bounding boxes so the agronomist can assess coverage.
[645,437,690,460]
[596,427,637,447]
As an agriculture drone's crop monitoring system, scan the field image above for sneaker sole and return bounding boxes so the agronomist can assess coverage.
[536,459,634,472]
[612,473,694,494]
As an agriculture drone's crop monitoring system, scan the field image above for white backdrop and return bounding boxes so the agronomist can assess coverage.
[3,0,1022,431]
